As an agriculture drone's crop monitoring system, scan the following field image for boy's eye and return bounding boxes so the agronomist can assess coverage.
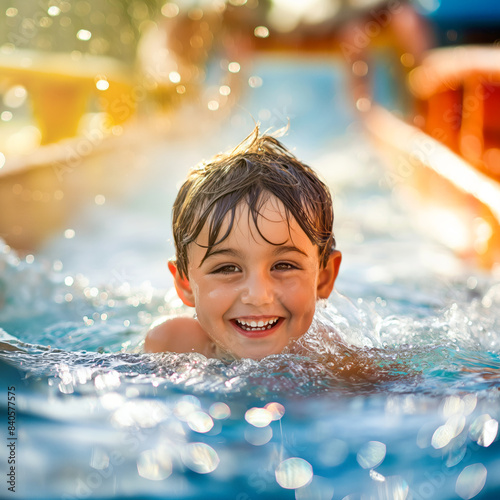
[273,262,298,271]
[211,264,241,274]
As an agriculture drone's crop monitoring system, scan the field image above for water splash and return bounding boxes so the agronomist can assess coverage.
[2,238,500,401]
[2,244,500,499]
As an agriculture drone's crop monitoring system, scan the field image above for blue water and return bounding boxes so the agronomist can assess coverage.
[2,56,500,500]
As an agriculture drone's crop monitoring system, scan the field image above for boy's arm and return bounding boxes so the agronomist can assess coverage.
[144,316,213,356]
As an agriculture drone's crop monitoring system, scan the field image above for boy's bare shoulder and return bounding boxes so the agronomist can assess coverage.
[144,316,213,356]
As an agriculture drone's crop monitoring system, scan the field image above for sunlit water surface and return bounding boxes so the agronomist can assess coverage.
[2,57,500,500]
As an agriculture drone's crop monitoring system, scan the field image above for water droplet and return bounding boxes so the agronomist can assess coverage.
[187,411,214,433]
[169,71,181,84]
[174,395,201,421]
[370,469,386,482]
[463,394,477,416]
[432,424,454,449]
[254,26,269,38]
[181,443,219,474]
[248,76,263,88]
[245,407,273,428]
[275,458,313,489]
[94,371,121,391]
[208,100,219,111]
[4,85,27,108]
[137,449,172,480]
[442,395,464,417]
[47,6,61,16]
[470,415,498,447]
[455,463,487,500]
[265,402,285,420]
[356,97,371,112]
[357,441,386,469]
[352,60,368,77]
[209,402,231,420]
[96,79,109,91]
[77,29,92,41]
[228,62,241,73]
[466,277,478,289]
[161,3,179,17]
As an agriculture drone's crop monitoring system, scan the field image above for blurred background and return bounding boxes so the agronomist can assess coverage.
[1,0,500,284]
[3,6,500,499]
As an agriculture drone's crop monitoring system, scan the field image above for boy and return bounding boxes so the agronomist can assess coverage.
[145,128,341,360]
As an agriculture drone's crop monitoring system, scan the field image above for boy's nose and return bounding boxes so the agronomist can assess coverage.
[240,272,274,306]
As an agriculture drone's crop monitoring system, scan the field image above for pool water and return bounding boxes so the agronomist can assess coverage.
[2,57,500,500]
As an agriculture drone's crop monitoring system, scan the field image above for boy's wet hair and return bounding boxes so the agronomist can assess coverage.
[172,127,336,278]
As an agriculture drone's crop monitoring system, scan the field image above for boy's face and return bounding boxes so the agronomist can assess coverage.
[179,196,340,360]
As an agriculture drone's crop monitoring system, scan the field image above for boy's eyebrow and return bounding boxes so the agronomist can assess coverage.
[204,247,239,259]
[273,245,308,257]
[201,247,240,265]
[204,244,308,262]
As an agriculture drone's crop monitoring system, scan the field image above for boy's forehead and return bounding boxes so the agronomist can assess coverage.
[194,195,305,248]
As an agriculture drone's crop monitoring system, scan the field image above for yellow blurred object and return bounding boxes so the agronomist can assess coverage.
[0,49,135,144]
[0,123,148,252]
[0,48,141,251]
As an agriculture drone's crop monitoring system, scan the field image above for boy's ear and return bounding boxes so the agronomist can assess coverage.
[317,250,342,299]
[168,261,195,307]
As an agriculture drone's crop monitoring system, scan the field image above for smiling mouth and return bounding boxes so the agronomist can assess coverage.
[232,317,282,336]
[235,317,279,331]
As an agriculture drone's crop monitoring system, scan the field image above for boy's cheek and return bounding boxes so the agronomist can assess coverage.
[205,287,230,301]
[278,277,317,300]
[193,280,221,303]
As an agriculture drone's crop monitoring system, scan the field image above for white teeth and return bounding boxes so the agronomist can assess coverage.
[235,318,279,331]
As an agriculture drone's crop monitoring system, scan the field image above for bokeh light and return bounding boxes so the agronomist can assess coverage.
[186,411,214,433]
[137,449,172,481]
[209,402,231,420]
[245,407,273,427]
[356,441,386,469]
[455,464,487,500]
[76,29,92,41]
[181,443,219,474]
[275,458,313,489]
